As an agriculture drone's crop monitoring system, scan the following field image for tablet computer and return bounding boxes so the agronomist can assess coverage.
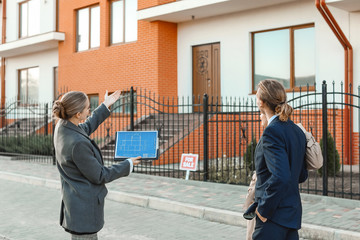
[114,131,159,160]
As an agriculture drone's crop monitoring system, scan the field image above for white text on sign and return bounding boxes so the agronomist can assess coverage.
[180,154,198,171]
[183,157,195,168]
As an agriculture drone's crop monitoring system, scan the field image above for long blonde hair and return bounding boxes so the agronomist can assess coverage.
[257,79,293,122]
[52,91,88,120]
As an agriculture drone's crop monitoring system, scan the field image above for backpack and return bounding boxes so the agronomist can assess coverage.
[296,123,323,170]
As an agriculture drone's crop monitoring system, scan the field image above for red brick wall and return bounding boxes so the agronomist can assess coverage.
[157,21,178,97]
[58,0,177,102]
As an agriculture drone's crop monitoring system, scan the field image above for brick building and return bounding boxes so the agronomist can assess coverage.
[0,0,360,165]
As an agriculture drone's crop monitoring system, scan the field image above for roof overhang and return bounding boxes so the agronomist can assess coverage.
[138,0,299,23]
[0,32,65,58]
[326,0,360,12]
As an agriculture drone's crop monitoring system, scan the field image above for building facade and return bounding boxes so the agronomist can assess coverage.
[57,0,177,107]
[1,0,360,165]
[0,0,63,104]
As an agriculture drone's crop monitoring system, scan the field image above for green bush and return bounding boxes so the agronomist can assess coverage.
[0,135,53,156]
[244,137,257,171]
[318,132,341,177]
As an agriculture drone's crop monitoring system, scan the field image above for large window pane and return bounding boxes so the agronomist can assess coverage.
[88,94,99,112]
[20,3,28,38]
[90,6,100,48]
[252,24,315,91]
[77,6,100,51]
[112,92,136,114]
[77,9,89,51]
[125,0,137,42]
[77,8,90,51]
[111,0,137,44]
[28,0,40,36]
[19,70,27,102]
[54,67,58,100]
[294,27,315,87]
[19,67,39,104]
[254,29,290,89]
[19,0,40,38]
[111,0,124,43]
[28,67,39,102]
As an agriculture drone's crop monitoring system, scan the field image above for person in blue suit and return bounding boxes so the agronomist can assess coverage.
[253,79,308,240]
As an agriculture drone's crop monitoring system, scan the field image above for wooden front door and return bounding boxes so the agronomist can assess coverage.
[192,43,221,107]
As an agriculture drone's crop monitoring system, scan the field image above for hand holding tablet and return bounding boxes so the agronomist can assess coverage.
[114,131,159,161]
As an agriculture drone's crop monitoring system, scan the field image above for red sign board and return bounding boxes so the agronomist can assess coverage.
[180,154,198,171]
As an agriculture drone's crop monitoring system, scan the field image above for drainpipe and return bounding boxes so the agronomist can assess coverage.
[315,0,353,164]
[0,0,6,128]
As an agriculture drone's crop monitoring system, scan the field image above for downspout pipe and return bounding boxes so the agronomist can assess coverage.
[315,0,353,164]
[0,0,6,128]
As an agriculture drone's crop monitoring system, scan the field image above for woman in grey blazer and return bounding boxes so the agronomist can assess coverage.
[52,91,141,239]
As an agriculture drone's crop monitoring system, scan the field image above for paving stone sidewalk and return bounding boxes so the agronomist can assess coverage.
[0,159,359,240]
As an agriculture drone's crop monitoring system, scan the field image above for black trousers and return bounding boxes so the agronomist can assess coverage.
[252,216,299,240]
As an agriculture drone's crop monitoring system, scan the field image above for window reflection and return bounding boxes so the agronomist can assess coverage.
[252,24,315,91]
[19,67,39,104]
[111,0,138,44]
[294,27,315,87]
[254,29,290,89]
[28,68,39,103]
[112,92,137,114]
[19,70,27,103]
[90,7,100,48]
[20,3,28,37]
[19,0,40,38]
[112,0,124,43]
[77,8,89,51]
[88,94,99,112]
[28,0,40,36]
[77,6,100,51]
[125,0,138,42]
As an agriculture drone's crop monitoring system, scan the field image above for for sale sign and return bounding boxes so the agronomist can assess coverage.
[180,154,198,171]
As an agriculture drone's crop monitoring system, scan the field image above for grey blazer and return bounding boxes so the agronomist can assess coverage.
[54,103,131,234]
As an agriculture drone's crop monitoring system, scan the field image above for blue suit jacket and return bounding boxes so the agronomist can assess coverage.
[254,116,308,230]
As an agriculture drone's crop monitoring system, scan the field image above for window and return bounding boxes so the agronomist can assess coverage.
[53,67,58,100]
[252,24,315,92]
[88,94,99,112]
[77,5,100,51]
[18,67,39,104]
[110,0,138,44]
[19,0,40,38]
[112,91,137,114]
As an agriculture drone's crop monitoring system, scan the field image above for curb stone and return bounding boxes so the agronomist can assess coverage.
[0,171,359,240]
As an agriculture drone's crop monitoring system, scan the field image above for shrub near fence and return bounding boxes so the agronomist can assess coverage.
[0,135,53,155]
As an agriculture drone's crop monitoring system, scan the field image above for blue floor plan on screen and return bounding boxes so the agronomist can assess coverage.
[114,131,159,160]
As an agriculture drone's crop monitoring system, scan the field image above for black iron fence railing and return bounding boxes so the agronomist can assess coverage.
[0,81,359,200]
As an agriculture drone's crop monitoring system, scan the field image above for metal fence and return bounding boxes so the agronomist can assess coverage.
[0,81,359,200]
[0,98,54,163]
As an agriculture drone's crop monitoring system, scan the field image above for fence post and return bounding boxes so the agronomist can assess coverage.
[130,86,134,131]
[322,81,328,196]
[44,103,48,136]
[203,94,208,181]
